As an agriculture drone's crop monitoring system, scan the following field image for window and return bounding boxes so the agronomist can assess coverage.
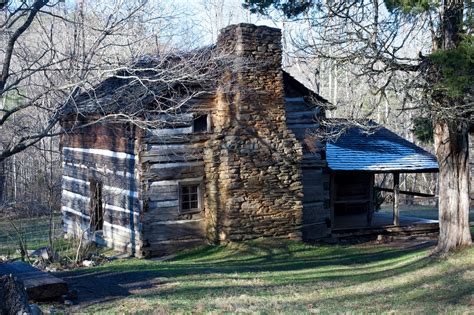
[180,184,201,214]
[193,114,209,133]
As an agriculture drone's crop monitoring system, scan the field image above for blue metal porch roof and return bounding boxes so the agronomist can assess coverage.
[326,125,439,172]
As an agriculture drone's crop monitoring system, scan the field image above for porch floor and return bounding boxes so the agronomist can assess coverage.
[333,211,437,230]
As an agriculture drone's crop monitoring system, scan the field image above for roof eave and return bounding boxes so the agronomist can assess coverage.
[328,167,439,173]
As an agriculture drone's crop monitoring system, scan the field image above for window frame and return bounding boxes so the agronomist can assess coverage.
[178,182,203,215]
[192,112,211,133]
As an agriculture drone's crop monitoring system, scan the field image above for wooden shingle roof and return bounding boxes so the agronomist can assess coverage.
[326,124,439,173]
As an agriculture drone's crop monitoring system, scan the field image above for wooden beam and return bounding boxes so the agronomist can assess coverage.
[330,174,335,229]
[0,262,68,300]
[367,173,374,227]
[393,172,400,226]
[374,187,435,198]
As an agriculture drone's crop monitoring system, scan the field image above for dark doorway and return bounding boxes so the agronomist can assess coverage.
[331,171,374,229]
[89,179,104,232]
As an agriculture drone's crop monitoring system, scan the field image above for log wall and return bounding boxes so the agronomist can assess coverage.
[61,119,143,255]
[61,24,333,257]
[284,96,331,239]
[139,101,213,257]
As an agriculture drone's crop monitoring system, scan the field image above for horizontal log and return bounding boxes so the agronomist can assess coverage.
[0,262,68,301]
[63,206,141,237]
[149,177,204,187]
[332,223,439,237]
[289,123,320,130]
[148,200,179,208]
[62,190,89,209]
[302,152,323,160]
[141,154,203,164]
[102,221,142,239]
[286,110,318,121]
[142,133,210,145]
[284,100,317,112]
[301,222,330,240]
[142,219,205,241]
[301,160,327,167]
[101,236,143,254]
[63,146,136,160]
[62,180,90,199]
[147,184,177,194]
[63,154,137,178]
[62,121,138,139]
[62,187,141,210]
[143,144,196,155]
[302,201,330,225]
[143,164,205,180]
[291,129,310,140]
[143,238,206,257]
[63,147,136,165]
[374,187,436,198]
[302,168,322,182]
[143,205,181,221]
[145,218,204,227]
[63,210,90,229]
[148,113,194,122]
[63,134,137,154]
[62,163,138,190]
[146,190,179,202]
[63,217,97,237]
[101,192,141,210]
[141,145,204,163]
[144,208,204,222]
[147,126,193,137]
[333,199,370,204]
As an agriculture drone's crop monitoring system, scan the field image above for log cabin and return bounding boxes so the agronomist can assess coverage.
[60,23,439,257]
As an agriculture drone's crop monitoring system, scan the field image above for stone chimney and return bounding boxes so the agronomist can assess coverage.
[204,24,304,243]
[214,23,286,127]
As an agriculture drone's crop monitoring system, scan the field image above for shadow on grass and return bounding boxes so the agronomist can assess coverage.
[132,265,473,313]
[57,239,468,310]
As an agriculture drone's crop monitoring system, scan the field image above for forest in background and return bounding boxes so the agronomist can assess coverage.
[0,0,438,220]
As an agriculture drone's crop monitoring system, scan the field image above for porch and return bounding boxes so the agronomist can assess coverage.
[332,211,439,238]
[332,211,437,230]
[325,122,439,235]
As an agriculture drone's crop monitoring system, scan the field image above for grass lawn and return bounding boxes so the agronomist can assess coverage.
[0,215,62,256]
[61,239,474,313]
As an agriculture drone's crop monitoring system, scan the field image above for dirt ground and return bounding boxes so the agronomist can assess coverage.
[55,268,166,310]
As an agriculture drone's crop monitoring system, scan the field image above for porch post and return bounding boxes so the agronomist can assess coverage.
[393,172,400,226]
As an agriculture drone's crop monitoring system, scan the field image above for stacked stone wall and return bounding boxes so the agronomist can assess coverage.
[205,24,304,242]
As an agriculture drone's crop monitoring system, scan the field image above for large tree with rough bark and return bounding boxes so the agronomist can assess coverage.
[244,0,473,253]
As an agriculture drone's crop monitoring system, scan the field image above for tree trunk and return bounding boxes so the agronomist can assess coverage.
[0,275,31,315]
[431,0,472,253]
[0,160,5,202]
[434,121,472,253]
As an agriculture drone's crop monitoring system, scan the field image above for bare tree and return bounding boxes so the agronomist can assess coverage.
[0,0,185,162]
[0,0,233,261]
